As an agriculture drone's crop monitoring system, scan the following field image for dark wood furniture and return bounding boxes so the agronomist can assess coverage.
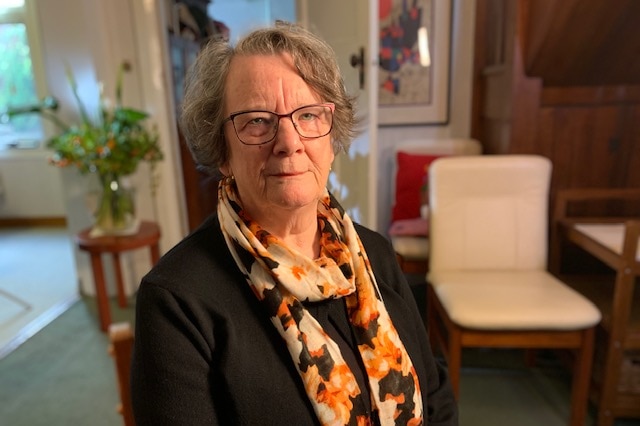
[471,0,640,249]
[395,253,429,275]
[108,322,135,426]
[75,221,161,332]
[167,0,222,232]
[552,188,640,426]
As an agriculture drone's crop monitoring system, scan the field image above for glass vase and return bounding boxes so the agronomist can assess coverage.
[93,173,137,235]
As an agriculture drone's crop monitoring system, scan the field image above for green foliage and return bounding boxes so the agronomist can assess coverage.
[5,63,163,176]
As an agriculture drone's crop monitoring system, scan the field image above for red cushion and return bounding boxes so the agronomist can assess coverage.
[391,152,443,221]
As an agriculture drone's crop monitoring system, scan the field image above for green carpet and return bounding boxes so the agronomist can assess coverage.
[0,297,135,426]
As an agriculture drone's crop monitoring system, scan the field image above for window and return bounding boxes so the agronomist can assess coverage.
[0,0,43,149]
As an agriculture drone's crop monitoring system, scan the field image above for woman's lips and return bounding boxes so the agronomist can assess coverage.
[272,171,305,177]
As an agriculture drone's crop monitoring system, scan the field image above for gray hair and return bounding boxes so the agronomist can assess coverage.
[179,21,357,176]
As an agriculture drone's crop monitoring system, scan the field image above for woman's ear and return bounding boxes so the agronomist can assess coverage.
[219,163,231,177]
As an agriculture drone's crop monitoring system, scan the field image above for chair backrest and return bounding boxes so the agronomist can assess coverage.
[428,155,552,272]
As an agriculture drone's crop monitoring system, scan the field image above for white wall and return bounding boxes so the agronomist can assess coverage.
[0,150,66,218]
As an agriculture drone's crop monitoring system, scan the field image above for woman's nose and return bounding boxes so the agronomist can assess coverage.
[272,117,303,154]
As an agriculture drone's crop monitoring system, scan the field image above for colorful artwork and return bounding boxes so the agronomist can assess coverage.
[378,0,432,106]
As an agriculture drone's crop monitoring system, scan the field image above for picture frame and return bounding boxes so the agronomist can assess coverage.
[378,0,452,125]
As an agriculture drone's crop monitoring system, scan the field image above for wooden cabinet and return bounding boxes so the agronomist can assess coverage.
[167,1,221,231]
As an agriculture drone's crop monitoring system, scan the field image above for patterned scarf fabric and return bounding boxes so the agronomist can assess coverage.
[218,178,423,426]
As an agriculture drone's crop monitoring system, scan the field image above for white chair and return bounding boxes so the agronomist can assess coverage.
[389,138,482,274]
[426,155,601,426]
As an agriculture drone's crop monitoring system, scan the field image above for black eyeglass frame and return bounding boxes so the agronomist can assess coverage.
[222,102,335,146]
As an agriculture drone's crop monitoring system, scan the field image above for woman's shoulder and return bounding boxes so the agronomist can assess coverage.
[157,214,227,264]
[353,223,394,254]
[140,214,241,296]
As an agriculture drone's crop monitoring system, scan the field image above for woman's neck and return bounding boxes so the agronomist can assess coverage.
[251,206,321,259]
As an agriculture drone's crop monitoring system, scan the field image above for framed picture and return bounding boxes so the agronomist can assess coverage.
[378,0,452,125]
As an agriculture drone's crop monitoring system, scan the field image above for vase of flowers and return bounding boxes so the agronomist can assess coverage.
[5,63,163,235]
[93,172,136,234]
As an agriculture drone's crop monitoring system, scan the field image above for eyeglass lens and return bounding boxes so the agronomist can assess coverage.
[231,104,333,145]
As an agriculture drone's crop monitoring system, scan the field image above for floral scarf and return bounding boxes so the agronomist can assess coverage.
[218,178,423,426]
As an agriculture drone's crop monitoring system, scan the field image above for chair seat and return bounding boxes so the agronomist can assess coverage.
[391,235,429,259]
[429,270,601,330]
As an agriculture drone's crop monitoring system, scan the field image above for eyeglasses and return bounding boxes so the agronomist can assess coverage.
[223,103,335,146]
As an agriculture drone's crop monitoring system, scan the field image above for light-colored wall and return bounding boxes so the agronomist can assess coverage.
[0,150,65,217]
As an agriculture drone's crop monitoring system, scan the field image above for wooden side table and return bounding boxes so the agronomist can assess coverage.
[75,221,161,332]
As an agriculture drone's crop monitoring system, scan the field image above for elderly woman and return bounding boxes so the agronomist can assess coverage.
[131,22,457,425]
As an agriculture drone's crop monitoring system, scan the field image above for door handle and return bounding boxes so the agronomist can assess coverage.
[350,47,365,90]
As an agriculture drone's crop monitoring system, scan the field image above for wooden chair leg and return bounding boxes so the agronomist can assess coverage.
[447,327,462,400]
[109,322,135,426]
[570,327,595,426]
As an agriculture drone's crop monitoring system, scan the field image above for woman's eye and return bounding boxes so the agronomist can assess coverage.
[243,114,273,128]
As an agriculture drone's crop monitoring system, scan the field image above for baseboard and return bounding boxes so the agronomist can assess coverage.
[0,217,67,228]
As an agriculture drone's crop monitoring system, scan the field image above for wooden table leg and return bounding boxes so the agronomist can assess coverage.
[150,243,160,265]
[89,253,111,332]
[112,253,128,308]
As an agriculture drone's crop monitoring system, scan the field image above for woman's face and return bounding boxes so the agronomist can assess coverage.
[220,53,335,220]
